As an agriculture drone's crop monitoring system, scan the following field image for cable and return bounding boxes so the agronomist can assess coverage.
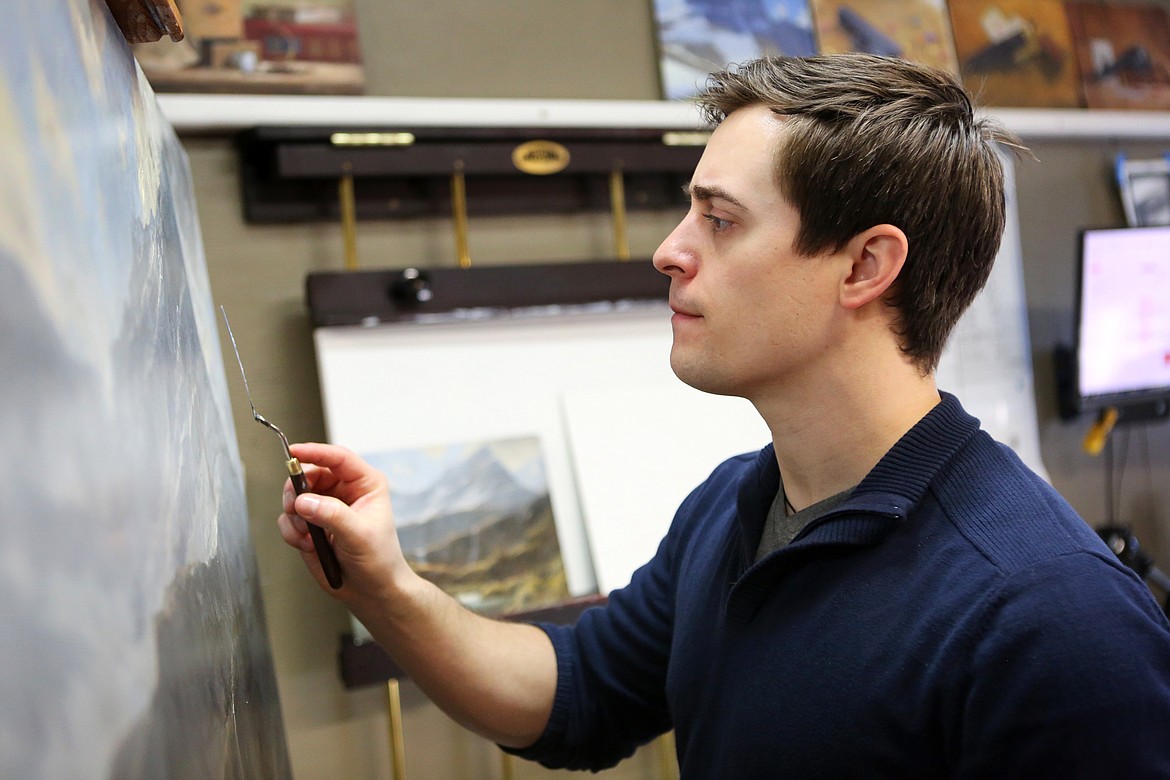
[1113,427,1131,526]
[1105,432,1115,526]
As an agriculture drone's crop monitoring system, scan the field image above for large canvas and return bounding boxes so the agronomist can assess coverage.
[1065,1,1170,110]
[948,0,1083,108]
[811,0,960,73]
[0,2,290,777]
[653,0,817,99]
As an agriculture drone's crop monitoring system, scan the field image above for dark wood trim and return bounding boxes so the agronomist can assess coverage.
[237,125,702,223]
[306,259,668,328]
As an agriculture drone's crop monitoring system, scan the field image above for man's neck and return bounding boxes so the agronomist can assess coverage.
[753,360,941,512]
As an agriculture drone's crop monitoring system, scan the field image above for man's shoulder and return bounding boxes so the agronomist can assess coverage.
[929,429,1106,573]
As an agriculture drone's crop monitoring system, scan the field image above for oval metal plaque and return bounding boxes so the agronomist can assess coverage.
[511,140,571,175]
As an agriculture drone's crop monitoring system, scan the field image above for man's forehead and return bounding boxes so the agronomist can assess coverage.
[688,110,789,209]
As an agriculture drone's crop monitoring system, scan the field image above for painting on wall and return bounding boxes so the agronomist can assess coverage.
[947,0,1083,108]
[134,0,364,94]
[653,0,817,99]
[811,0,960,73]
[1116,155,1170,228]
[0,1,290,777]
[1065,1,1170,110]
[366,436,570,617]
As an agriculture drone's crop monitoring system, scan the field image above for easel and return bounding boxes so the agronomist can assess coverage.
[361,595,681,780]
[281,121,704,778]
[384,681,680,780]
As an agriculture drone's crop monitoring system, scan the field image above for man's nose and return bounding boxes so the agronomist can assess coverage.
[652,219,696,278]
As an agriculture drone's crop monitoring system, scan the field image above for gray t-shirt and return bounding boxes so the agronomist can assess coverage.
[754,480,853,562]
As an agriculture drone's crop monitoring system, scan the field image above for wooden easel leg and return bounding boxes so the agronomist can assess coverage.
[656,730,678,780]
[451,162,472,269]
[499,749,516,780]
[387,678,407,780]
[338,169,359,270]
[609,167,630,261]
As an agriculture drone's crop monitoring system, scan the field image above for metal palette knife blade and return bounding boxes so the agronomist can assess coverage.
[219,306,344,589]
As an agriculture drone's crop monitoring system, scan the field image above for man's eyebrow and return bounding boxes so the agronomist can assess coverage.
[683,182,748,212]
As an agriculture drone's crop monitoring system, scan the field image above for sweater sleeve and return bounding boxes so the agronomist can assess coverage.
[502,507,684,771]
[954,550,1170,778]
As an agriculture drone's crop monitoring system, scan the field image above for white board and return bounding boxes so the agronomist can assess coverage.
[314,305,769,597]
[560,380,766,590]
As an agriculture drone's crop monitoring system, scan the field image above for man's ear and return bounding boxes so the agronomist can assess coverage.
[840,225,908,310]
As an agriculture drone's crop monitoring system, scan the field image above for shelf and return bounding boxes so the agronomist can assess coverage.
[159,94,705,133]
[239,124,704,223]
[990,107,1170,141]
[159,93,1170,141]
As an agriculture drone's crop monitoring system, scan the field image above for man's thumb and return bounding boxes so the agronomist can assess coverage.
[294,494,322,520]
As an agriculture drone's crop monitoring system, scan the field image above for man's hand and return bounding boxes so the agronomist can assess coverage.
[274,441,558,747]
[277,442,414,605]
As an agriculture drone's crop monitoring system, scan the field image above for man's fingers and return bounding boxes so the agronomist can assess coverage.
[277,513,316,553]
[283,482,296,515]
[290,442,379,487]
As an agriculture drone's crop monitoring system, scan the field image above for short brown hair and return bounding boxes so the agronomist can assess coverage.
[696,54,1025,373]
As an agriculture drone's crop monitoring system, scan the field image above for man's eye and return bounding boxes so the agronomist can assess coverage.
[702,213,731,231]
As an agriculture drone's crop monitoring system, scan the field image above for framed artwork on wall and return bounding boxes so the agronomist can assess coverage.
[811,0,960,74]
[134,0,365,94]
[652,0,817,99]
[948,0,1083,108]
[1065,1,1170,110]
[1116,155,1170,228]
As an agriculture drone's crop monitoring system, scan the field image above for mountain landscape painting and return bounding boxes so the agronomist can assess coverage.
[366,436,571,616]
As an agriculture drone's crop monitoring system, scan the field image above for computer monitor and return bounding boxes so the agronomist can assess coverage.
[1068,226,1170,420]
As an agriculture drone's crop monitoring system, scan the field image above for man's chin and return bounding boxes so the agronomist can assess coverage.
[670,355,739,398]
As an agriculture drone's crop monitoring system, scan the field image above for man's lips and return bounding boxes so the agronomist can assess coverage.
[670,301,701,319]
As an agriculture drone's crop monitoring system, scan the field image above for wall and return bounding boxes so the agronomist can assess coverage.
[191,1,1170,778]
[1015,139,1170,582]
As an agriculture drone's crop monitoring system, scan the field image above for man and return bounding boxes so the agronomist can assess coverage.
[278,54,1170,777]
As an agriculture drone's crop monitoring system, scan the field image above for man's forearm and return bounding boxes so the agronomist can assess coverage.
[347,572,559,748]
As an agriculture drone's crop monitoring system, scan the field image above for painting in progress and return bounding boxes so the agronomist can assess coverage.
[367,436,570,616]
[0,2,290,778]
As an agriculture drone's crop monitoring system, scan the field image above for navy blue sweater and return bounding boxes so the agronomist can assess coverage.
[514,394,1170,777]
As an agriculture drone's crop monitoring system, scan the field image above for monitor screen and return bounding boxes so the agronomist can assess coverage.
[1075,226,1170,413]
